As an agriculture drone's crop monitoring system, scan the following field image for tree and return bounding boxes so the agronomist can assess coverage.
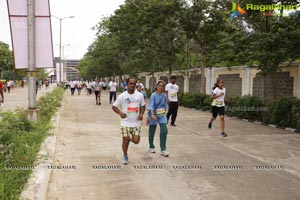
[234,0,300,99]
[0,41,14,78]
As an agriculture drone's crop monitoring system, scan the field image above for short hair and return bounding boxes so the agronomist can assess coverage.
[170,76,176,80]
[126,77,137,84]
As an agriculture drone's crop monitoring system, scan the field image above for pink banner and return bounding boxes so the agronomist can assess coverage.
[7,0,54,69]
[7,0,50,16]
[10,17,28,69]
[36,17,53,68]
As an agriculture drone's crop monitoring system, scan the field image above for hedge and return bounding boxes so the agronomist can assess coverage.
[179,93,300,130]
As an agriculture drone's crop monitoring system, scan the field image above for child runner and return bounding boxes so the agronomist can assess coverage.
[208,79,227,137]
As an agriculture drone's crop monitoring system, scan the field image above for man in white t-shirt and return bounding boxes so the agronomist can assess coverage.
[94,79,103,105]
[136,79,144,89]
[109,79,118,104]
[165,76,179,126]
[70,80,76,95]
[112,78,145,165]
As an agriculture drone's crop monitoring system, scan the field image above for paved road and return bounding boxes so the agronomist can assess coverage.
[45,89,300,200]
[0,84,56,112]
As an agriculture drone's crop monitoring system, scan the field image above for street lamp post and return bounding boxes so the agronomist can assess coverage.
[51,15,74,82]
[56,44,70,82]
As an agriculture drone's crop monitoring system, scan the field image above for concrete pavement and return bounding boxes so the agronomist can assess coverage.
[0,84,56,112]
[45,89,300,200]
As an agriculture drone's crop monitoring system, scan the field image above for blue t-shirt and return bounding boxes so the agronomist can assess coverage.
[147,92,167,125]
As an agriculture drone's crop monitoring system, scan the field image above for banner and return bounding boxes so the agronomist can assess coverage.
[7,0,54,69]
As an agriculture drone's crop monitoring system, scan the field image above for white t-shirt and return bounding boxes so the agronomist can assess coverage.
[212,87,226,107]
[87,82,93,89]
[165,83,179,102]
[137,82,144,89]
[94,83,102,91]
[109,81,117,92]
[70,81,76,88]
[113,91,145,127]
[6,81,12,87]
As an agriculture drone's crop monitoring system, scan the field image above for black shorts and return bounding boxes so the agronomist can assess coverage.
[95,91,100,96]
[212,106,225,118]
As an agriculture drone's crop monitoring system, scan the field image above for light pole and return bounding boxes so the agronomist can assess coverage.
[62,44,70,81]
[51,15,74,82]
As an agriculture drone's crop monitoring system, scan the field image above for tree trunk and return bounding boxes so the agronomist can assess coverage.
[271,73,277,100]
[262,75,267,101]
[200,64,206,94]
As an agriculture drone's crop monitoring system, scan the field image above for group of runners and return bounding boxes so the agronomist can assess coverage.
[64,76,227,165]
[111,76,227,165]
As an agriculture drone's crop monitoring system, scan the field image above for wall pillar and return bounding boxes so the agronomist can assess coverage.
[184,73,189,93]
[206,68,215,94]
[243,67,251,96]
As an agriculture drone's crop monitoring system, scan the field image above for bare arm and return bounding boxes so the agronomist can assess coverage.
[165,91,170,103]
[112,106,127,118]
[138,105,145,121]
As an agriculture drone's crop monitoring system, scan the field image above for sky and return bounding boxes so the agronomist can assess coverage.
[0,0,125,60]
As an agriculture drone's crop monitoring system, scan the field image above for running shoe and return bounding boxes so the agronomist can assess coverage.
[220,132,228,137]
[160,151,169,157]
[208,121,212,129]
[170,124,176,127]
[149,148,156,153]
[123,155,129,165]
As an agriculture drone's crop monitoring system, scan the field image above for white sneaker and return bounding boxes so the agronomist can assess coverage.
[160,151,169,157]
[122,155,129,165]
[149,148,156,153]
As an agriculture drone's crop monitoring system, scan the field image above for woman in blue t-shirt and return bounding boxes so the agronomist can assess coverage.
[147,80,169,157]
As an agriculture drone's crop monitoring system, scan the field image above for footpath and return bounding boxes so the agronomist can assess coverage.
[42,89,300,200]
[0,84,56,112]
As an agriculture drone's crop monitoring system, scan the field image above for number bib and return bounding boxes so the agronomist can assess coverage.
[170,93,177,98]
[95,86,101,91]
[156,108,166,116]
[127,106,138,118]
[216,100,223,106]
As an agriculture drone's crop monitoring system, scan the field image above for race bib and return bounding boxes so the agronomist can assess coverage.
[170,93,177,98]
[95,86,101,91]
[156,108,166,116]
[216,100,223,106]
[127,107,138,114]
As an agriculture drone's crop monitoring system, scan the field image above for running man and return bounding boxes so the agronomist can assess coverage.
[165,76,179,126]
[112,78,145,165]
[70,80,76,95]
[208,79,228,137]
[109,79,118,104]
[94,79,102,105]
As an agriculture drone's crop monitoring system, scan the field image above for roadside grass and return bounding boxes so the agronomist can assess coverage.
[0,87,64,200]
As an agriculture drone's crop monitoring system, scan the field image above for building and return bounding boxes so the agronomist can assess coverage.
[54,57,80,81]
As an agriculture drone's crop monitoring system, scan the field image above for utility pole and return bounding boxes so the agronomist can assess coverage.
[25,0,40,121]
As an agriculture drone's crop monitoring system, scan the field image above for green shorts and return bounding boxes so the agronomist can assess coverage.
[120,126,141,138]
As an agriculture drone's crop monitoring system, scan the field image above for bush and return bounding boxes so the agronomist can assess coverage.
[266,96,300,128]
[180,92,300,129]
[233,95,264,121]
[0,87,64,199]
[180,93,211,110]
